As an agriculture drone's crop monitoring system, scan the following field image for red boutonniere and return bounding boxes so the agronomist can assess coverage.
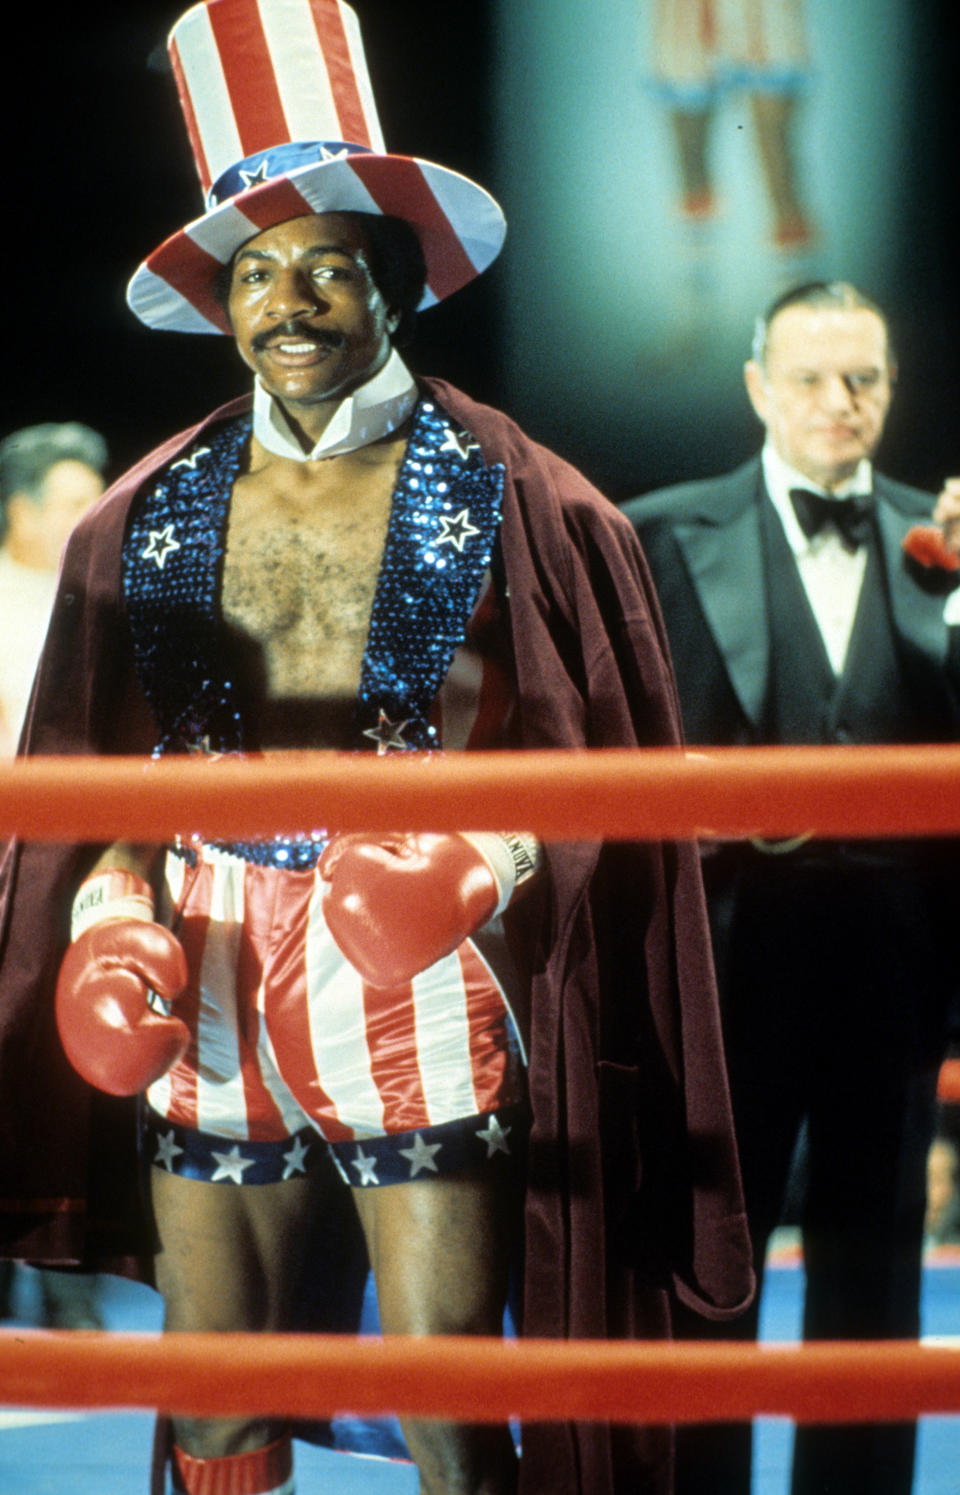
[902,524,960,573]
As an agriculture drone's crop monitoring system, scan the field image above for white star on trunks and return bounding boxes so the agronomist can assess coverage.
[362,710,411,754]
[436,508,481,553]
[142,525,181,570]
[170,446,212,471]
[351,1148,380,1186]
[476,1115,512,1158]
[210,1145,256,1183]
[399,1133,443,1177]
[282,1135,312,1179]
[439,428,480,460]
[155,1129,184,1171]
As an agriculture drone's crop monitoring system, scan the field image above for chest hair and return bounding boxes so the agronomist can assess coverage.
[221,443,401,712]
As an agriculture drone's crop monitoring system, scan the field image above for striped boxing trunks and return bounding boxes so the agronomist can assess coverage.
[143,840,526,1187]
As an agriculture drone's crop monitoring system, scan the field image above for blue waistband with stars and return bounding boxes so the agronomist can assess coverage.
[143,1108,325,1185]
[142,1105,526,1187]
[327,1106,526,1187]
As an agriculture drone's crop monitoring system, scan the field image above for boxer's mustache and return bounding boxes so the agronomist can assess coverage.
[251,321,346,352]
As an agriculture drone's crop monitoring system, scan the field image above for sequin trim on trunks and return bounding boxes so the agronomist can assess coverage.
[170,832,331,871]
[143,1104,526,1187]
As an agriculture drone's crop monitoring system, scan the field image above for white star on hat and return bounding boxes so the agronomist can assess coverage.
[351,1148,380,1186]
[399,1133,443,1177]
[210,1145,255,1183]
[238,161,271,190]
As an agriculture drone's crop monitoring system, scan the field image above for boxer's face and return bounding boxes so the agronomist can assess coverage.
[744,305,894,491]
[227,213,400,431]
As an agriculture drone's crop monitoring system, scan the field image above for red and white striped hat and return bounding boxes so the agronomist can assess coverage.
[127,0,506,334]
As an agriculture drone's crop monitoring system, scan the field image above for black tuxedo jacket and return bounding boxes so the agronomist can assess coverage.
[622,457,960,747]
[624,456,959,1054]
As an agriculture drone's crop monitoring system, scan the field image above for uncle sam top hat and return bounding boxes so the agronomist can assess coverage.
[126,0,506,334]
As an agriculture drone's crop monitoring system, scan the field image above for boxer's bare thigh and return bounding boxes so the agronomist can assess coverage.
[352,1170,519,1495]
[150,1165,328,1458]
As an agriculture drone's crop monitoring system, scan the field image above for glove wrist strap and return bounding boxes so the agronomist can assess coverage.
[71,869,155,941]
[460,832,542,916]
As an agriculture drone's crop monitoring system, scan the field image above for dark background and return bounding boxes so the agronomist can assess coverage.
[6,0,960,498]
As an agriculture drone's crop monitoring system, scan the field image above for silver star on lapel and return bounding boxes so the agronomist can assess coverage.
[170,446,211,471]
[142,524,182,570]
[439,428,480,460]
[362,710,411,754]
[436,508,481,553]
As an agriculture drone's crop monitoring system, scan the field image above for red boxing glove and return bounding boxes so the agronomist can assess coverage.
[55,869,190,1097]
[319,832,503,988]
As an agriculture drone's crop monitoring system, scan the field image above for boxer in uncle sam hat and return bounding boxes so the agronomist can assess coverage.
[127,0,506,333]
[0,3,754,1493]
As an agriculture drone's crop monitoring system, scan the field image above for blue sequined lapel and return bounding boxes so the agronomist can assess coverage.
[123,417,249,753]
[356,396,505,751]
[122,398,504,758]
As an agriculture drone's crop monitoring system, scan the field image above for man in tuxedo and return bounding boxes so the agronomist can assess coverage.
[624,280,960,1495]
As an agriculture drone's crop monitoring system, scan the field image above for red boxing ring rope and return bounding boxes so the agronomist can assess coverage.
[0,744,959,842]
[1,743,959,1425]
[1,1333,959,1424]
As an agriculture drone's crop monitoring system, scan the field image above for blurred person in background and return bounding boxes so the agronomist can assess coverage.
[925,1134,960,1246]
[0,423,107,755]
[0,421,106,1327]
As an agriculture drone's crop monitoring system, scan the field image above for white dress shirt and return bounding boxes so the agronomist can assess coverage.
[761,444,872,676]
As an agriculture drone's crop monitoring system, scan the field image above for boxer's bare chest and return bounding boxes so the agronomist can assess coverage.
[221,434,406,746]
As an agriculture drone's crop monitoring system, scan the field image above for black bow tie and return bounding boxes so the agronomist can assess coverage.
[789,487,874,550]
